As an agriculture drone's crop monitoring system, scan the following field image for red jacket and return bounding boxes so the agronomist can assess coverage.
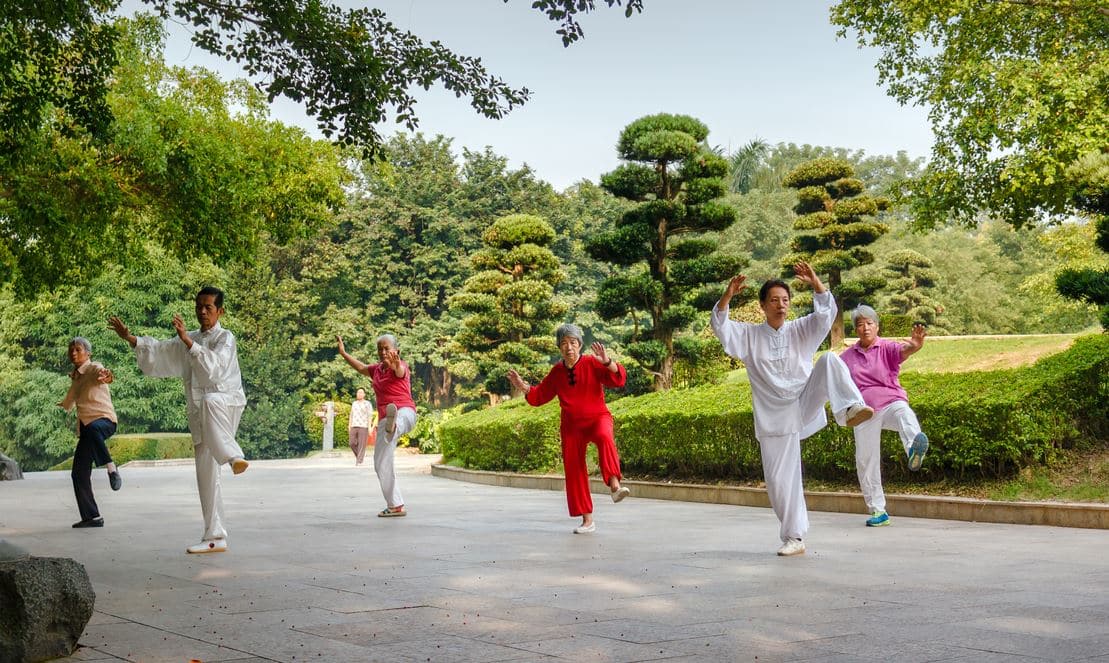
[526,355,627,419]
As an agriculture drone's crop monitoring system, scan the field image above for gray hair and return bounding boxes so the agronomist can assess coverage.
[851,305,879,327]
[69,337,92,353]
[555,323,583,347]
[376,333,398,349]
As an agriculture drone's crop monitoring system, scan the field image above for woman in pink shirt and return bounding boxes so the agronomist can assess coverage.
[839,305,929,527]
[58,337,122,528]
[337,333,417,517]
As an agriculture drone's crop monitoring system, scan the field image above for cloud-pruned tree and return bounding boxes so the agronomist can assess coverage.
[450,214,567,403]
[587,113,745,391]
[781,157,890,347]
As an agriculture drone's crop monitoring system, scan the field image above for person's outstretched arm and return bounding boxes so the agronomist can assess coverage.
[508,368,557,406]
[591,342,626,388]
[111,316,187,378]
[109,316,138,348]
[901,323,927,361]
[336,336,373,377]
[711,274,750,361]
[793,261,836,345]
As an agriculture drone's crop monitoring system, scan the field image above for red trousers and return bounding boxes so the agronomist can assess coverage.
[561,413,622,517]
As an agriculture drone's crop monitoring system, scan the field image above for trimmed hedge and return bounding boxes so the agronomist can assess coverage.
[439,334,1109,481]
[51,433,193,470]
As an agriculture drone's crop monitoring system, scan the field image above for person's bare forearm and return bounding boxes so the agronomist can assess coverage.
[339,349,366,373]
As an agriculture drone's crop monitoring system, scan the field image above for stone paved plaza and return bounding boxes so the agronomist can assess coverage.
[2,453,1107,662]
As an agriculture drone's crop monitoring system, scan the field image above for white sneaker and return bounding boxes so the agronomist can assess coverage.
[777,539,805,556]
[383,403,398,435]
[844,403,874,427]
[187,539,228,554]
[573,522,596,534]
[611,486,630,503]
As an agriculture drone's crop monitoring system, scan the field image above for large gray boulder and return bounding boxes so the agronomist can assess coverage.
[0,452,22,480]
[0,550,95,663]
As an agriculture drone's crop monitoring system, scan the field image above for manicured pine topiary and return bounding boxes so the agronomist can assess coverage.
[880,249,948,333]
[586,113,746,391]
[449,214,567,403]
[781,157,890,347]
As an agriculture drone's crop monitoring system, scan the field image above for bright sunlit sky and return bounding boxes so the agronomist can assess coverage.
[124,1,936,190]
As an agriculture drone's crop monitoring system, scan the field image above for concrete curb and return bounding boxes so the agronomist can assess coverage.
[431,464,1109,530]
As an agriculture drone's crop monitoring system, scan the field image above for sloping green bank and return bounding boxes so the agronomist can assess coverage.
[51,433,193,470]
[440,335,1109,482]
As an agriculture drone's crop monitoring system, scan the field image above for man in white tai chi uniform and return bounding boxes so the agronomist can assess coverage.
[110,286,248,554]
[711,262,874,557]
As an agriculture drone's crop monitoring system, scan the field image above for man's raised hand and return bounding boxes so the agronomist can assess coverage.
[108,317,137,347]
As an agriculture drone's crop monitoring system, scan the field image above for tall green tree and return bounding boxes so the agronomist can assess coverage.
[2,1,641,153]
[781,157,890,347]
[0,16,347,293]
[450,214,567,402]
[831,0,1109,227]
[1055,152,1109,328]
[587,114,744,391]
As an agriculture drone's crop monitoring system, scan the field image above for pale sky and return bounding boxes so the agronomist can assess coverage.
[131,0,936,191]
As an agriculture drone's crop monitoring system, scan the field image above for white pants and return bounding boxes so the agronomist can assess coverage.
[373,406,417,508]
[853,400,922,512]
[758,353,867,542]
[187,393,245,541]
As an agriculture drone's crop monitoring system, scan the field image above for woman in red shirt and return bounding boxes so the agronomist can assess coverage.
[507,323,630,534]
[337,333,418,517]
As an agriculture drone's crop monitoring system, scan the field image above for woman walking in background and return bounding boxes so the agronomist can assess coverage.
[58,337,122,528]
[348,388,376,465]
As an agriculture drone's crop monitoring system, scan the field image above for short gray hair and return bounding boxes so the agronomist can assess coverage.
[851,305,879,327]
[555,323,583,347]
[376,333,398,349]
[69,337,92,353]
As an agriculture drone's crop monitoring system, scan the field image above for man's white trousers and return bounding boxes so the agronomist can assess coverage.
[189,393,245,541]
[758,352,866,542]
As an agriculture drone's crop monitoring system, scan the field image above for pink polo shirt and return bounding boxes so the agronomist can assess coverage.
[368,361,416,418]
[839,338,908,411]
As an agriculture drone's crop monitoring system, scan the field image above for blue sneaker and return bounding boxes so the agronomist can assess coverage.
[908,432,929,471]
[866,510,890,527]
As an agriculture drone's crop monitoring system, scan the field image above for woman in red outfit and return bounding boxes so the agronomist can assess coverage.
[507,323,631,534]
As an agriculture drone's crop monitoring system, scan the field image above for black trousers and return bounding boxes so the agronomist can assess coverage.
[71,418,116,521]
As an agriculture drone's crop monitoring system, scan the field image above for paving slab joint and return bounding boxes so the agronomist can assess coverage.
[430,464,1109,529]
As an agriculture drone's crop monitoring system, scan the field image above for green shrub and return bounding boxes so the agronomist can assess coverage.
[439,334,1109,482]
[440,399,562,473]
[51,433,193,470]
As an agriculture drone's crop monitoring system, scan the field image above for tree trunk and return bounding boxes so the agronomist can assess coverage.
[827,272,845,349]
[653,328,675,391]
[428,365,453,408]
[829,295,845,349]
